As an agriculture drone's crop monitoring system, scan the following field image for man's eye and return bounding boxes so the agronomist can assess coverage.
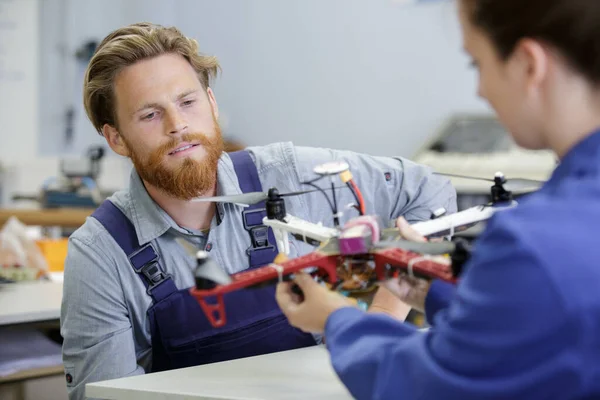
[142,112,155,120]
[182,100,195,106]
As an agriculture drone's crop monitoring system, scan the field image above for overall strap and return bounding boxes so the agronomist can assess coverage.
[91,200,177,303]
[229,151,278,268]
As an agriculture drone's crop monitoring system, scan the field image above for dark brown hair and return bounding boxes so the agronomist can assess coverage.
[84,22,220,135]
[462,0,600,84]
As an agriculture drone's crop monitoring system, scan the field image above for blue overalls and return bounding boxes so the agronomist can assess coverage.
[91,151,316,372]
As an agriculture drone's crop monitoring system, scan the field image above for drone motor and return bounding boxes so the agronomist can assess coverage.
[265,188,286,221]
[491,172,513,204]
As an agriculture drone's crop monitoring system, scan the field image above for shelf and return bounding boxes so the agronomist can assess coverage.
[0,208,93,227]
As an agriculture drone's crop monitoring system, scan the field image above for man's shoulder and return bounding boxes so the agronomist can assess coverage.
[69,189,132,249]
[243,142,362,182]
[244,142,296,173]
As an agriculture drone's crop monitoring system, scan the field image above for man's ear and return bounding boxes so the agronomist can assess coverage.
[102,124,129,157]
[206,87,219,120]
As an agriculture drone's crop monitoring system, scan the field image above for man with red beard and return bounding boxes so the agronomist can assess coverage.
[60,23,456,400]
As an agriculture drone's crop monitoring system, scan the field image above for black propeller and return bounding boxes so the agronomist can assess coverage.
[434,172,544,192]
[374,239,456,255]
[192,186,346,206]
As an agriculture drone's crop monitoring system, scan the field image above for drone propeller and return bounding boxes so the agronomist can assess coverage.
[194,251,233,286]
[192,186,346,207]
[176,238,232,286]
[434,172,544,192]
[374,239,456,256]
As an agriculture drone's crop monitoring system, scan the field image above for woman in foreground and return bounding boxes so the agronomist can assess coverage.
[276,0,600,398]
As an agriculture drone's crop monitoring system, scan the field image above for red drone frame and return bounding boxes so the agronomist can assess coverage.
[183,163,538,328]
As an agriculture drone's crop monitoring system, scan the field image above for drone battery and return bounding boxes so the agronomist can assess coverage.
[339,225,372,255]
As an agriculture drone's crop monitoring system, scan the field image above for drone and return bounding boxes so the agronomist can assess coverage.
[180,162,544,327]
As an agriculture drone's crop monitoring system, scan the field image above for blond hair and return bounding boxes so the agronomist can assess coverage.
[83,22,220,135]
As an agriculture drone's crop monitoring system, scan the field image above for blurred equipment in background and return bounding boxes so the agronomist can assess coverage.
[414,113,556,211]
[406,114,556,328]
[0,217,49,282]
[12,145,107,209]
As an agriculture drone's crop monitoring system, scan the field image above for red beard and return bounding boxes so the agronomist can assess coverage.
[125,125,224,200]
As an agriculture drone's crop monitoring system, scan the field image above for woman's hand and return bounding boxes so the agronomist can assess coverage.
[276,273,358,334]
[381,216,434,313]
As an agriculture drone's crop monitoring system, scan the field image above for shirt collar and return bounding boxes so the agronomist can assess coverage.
[126,153,242,244]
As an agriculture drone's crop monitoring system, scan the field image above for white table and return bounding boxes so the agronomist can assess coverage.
[86,345,354,400]
[0,281,62,325]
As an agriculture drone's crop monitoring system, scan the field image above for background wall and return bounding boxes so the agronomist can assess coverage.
[0,0,38,164]
[2,0,491,203]
[35,0,488,159]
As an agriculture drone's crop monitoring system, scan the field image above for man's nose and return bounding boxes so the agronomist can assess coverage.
[166,109,188,135]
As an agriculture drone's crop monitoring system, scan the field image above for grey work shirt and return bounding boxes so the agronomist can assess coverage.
[60,141,456,400]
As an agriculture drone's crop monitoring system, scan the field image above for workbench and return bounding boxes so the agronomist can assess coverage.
[0,281,62,326]
[86,345,353,400]
[0,281,66,400]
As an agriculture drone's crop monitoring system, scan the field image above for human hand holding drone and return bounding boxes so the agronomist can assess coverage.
[181,163,543,327]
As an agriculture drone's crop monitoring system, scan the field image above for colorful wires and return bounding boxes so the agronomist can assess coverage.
[339,170,365,216]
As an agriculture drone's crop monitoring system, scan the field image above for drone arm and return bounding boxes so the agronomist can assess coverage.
[271,227,291,255]
[280,229,291,254]
[189,251,339,327]
[263,214,337,245]
[373,248,456,283]
[410,205,497,238]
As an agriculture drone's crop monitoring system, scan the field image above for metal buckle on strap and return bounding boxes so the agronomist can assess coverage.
[141,262,171,295]
[242,208,267,231]
[242,208,276,265]
[129,243,159,272]
[129,243,170,293]
[141,262,163,285]
[249,226,269,247]
[242,208,273,250]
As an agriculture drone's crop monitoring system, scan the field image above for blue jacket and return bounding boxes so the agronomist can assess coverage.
[324,129,600,399]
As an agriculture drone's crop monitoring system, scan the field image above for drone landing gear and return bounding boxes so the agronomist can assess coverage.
[373,248,457,283]
[190,252,339,327]
[196,295,227,328]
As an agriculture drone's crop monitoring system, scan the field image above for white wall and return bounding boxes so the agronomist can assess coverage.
[177,0,489,157]
[3,0,491,203]
[34,0,488,158]
[0,0,39,163]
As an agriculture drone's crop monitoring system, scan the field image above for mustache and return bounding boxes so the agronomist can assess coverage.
[156,133,216,156]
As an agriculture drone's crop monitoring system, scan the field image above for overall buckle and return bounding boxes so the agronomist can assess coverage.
[242,208,276,267]
[129,243,170,293]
